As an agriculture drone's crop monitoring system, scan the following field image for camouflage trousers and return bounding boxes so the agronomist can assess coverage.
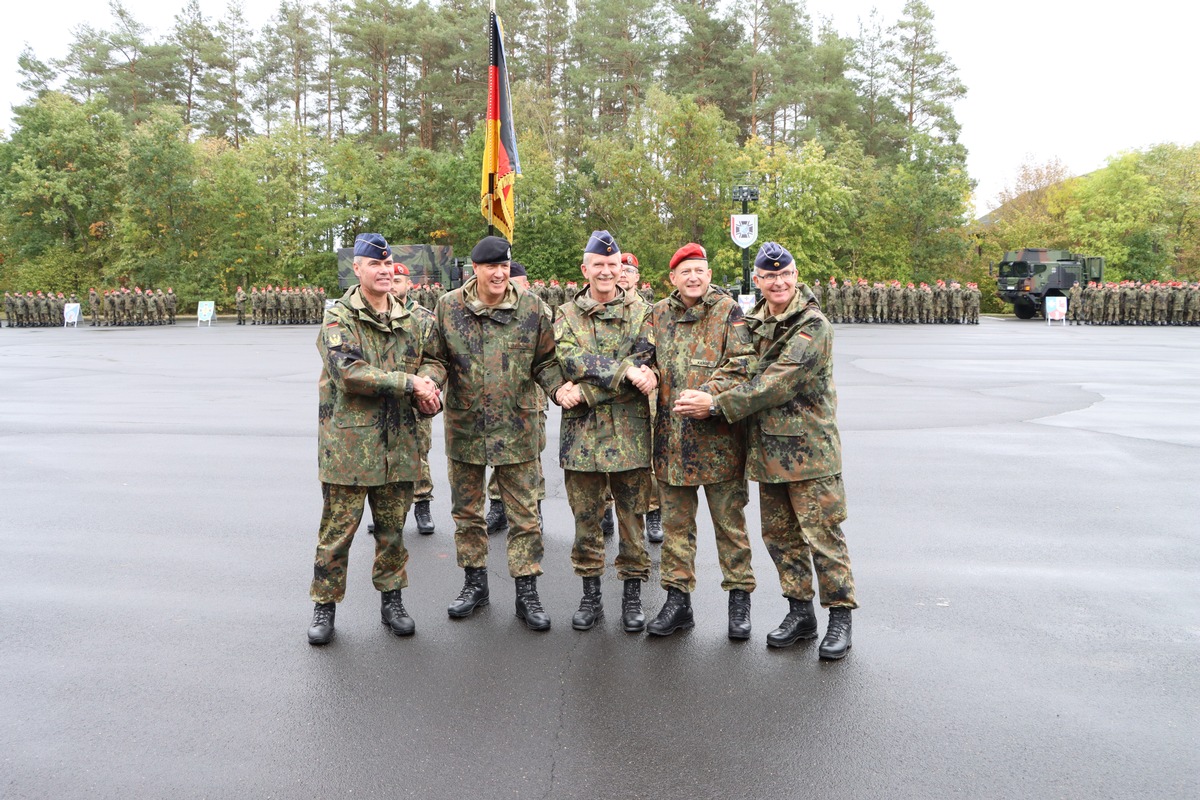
[488,411,546,501]
[659,479,755,594]
[758,475,857,609]
[604,466,660,512]
[415,417,434,502]
[565,468,651,581]
[310,481,414,603]
[450,458,543,578]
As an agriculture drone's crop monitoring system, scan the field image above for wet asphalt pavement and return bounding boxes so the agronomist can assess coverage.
[1,316,1197,799]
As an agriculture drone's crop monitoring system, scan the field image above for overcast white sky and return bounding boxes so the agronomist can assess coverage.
[2,0,1197,214]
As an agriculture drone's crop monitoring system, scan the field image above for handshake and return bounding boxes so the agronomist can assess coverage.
[554,365,658,410]
[411,375,441,415]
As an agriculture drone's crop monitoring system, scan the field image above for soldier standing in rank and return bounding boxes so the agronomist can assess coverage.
[545,279,563,309]
[88,288,99,326]
[554,231,657,632]
[676,242,857,659]
[305,233,442,646]
[3,292,12,328]
[250,286,260,324]
[825,277,839,323]
[645,244,757,640]
[419,236,567,632]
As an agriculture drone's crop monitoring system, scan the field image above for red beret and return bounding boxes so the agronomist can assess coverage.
[621,252,640,268]
[393,263,409,276]
[669,243,707,270]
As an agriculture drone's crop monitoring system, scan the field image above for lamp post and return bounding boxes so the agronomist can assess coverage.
[732,179,760,296]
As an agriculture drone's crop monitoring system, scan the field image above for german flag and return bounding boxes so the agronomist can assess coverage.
[480,10,520,242]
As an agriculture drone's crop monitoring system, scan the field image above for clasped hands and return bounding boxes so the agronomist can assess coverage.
[412,375,441,415]
[555,365,657,410]
[674,389,715,419]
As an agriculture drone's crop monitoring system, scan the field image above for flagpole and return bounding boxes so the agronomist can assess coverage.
[487,3,496,237]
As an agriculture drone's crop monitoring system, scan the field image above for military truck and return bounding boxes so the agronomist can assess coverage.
[993,248,1104,318]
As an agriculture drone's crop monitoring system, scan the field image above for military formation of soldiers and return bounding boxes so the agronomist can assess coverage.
[3,290,74,327]
[1066,280,1200,326]
[244,285,328,325]
[307,232,855,663]
[813,278,982,324]
[2,287,178,327]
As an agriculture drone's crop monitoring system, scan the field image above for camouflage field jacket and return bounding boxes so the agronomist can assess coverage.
[555,286,653,472]
[716,284,842,484]
[651,286,754,486]
[419,277,564,466]
[316,286,433,486]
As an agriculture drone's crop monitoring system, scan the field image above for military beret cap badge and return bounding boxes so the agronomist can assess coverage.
[354,233,390,259]
[585,230,620,256]
[754,241,793,271]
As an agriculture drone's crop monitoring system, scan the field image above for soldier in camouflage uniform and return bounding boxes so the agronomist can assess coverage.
[645,243,757,640]
[949,281,964,323]
[826,278,840,323]
[419,235,566,632]
[1067,281,1082,325]
[677,242,857,660]
[967,283,982,323]
[305,234,442,646]
[554,231,656,632]
[902,282,917,323]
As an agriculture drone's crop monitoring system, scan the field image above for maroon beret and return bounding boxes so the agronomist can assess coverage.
[669,243,707,270]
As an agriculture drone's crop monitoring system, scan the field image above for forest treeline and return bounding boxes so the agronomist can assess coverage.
[1,0,1196,310]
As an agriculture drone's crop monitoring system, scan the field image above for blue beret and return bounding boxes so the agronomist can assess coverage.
[584,230,620,257]
[471,235,512,264]
[508,260,527,277]
[755,241,793,271]
[354,233,390,260]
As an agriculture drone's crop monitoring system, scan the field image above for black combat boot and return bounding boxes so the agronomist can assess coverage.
[621,578,646,633]
[600,505,615,538]
[414,500,435,535]
[381,589,415,636]
[645,509,663,544]
[571,576,603,631]
[307,602,336,645]
[448,567,489,618]
[514,575,551,631]
[486,499,508,535]
[819,607,853,660]
[728,589,752,640]
[766,597,818,648]
[646,587,693,636]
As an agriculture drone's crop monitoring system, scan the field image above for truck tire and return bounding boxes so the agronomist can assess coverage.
[1013,301,1036,319]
